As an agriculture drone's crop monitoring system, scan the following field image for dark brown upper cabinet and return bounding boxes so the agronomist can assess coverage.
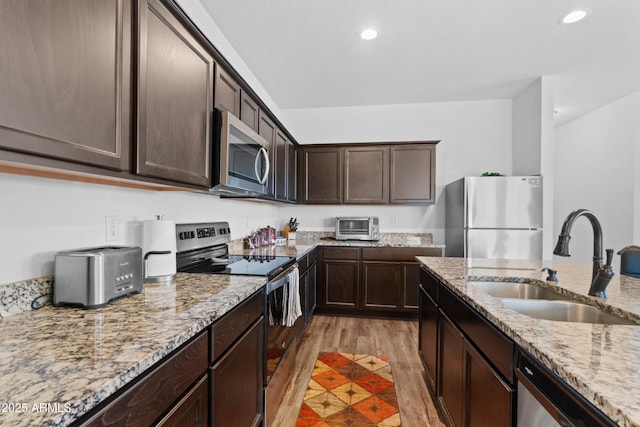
[273,130,288,201]
[301,146,343,204]
[136,0,214,188]
[344,146,389,204]
[287,142,297,203]
[214,67,241,117]
[240,92,260,132]
[0,0,132,171]
[390,144,436,204]
[301,142,437,205]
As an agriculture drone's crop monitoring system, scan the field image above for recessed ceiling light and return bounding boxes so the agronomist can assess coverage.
[360,29,378,40]
[561,9,588,24]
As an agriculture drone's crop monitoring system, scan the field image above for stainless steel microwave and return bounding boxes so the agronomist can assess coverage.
[210,110,270,196]
[335,217,380,241]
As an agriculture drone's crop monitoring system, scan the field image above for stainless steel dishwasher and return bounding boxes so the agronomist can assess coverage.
[515,350,617,427]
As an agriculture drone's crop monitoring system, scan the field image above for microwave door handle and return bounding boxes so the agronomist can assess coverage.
[258,147,270,185]
[254,147,266,184]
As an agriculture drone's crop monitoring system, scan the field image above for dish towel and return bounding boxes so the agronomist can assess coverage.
[283,267,301,327]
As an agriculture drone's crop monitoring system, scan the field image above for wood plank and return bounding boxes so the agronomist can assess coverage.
[271,315,445,427]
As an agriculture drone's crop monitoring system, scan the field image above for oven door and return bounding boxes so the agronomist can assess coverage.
[218,110,270,195]
[265,267,299,386]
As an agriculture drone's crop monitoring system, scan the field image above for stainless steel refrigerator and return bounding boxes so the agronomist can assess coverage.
[445,176,543,259]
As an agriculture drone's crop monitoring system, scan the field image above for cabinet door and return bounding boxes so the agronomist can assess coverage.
[344,146,389,204]
[240,92,260,131]
[0,0,131,171]
[390,144,435,204]
[307,261,317,316]
[258,111,276,196]
[155,375,208,427]
[466,342,514,427]
[137,0,213,187]
[321,260,358,309]
[211,317,264,427]
[274,130,288,201]
[287,142,297,203]
[419,286,438,394]
[215,67,241,116]
[362,262,401,310]
[301,147,343,204]
[299,269,309,330]
[438,312,465,427]
[402,263,421,309]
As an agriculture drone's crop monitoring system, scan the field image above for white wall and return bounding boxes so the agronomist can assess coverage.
[554,93,640,267]
[280,100,513,241]
[512,77,555,261]
[174,0,285,127]
[0,173,278,284]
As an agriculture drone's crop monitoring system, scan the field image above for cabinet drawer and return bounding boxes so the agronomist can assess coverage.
[308,248,319,265]
[82,331,209,426]
[362,247,442,261]
[323,247,360,260]
[297,254,309,272]
[420,267,439,302]
[211,290,264,362]
[439,284,514,383]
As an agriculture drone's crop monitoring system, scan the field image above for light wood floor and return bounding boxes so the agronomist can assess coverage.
[270,315,446,427]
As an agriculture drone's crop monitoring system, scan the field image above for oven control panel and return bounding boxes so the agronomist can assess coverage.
[176,222,231,252]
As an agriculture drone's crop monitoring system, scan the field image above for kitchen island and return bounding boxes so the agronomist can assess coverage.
[417,256,640,426]
[0,234,442,426]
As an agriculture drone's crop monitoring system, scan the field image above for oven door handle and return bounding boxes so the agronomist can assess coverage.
[266,264,298,293]
[266,274,288,294]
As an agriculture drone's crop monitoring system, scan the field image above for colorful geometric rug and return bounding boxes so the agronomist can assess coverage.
[296,352,402,426]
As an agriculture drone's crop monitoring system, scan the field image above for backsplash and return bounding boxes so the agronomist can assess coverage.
[0,277,52,319]
[295,231,434,246]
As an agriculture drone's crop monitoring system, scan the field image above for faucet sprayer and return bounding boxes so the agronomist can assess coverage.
[553,209,614,298]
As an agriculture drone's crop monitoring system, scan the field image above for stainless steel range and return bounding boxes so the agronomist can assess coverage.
[175,222,301,427]
[175,222,295,278]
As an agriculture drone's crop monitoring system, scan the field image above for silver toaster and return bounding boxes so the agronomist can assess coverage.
[54,246,143,308]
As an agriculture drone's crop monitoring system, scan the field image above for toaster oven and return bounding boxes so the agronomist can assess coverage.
[53,246,143,308]
[335,217,380,241]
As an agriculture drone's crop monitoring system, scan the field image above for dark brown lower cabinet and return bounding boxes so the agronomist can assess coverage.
[210,290,265,427]
[79,332,209,426]
[318,246,443,317]
[156,375,208,427]
[466,341,513,427]
[418,285,438,394]
[420,266,515,427]
[438,312,465,427]
[322,259,359,309]
[362,262,401,310]
[210,317,264,427]
[402,263,421,309]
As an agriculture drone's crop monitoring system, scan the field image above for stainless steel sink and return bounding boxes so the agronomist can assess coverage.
[469,281,566,300]
[499,299,639,325]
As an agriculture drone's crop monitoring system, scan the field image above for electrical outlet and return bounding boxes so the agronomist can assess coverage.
[391,216,398,225]
[381,217,390,225]
[105,215,119,241]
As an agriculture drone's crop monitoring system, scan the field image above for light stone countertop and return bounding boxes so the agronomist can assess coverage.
[0,233,443,426]
[0,273,266,426]
[416,256,640,427]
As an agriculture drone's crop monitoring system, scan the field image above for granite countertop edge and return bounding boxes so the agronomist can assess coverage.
[416,256,640,427]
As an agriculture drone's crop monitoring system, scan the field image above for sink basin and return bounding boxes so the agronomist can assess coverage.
[469,281,567,300]
[499,299,639,325]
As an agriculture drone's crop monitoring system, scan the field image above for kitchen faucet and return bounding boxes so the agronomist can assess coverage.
[553,209,614,298]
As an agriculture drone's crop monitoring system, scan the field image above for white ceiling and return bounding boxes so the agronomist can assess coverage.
[199,0,640,124]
